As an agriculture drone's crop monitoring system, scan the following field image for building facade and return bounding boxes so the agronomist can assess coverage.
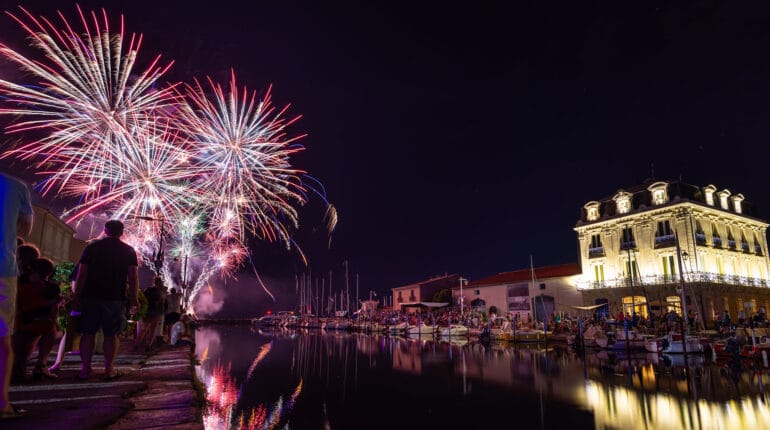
[21,205,84,264]
[392,274,461,308]
[575,180,770,325]
[451,263,583,321]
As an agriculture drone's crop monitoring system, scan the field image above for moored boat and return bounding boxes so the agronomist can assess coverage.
[514,329,551,343]
[646,333,704,354]
[406,323,436,336]
[387,322,408,335]
[439,324,469,337]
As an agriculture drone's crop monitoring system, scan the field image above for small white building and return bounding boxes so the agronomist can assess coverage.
[451,263,583,321]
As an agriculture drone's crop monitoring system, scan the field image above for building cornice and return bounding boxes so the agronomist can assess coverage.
[574,200,769,232]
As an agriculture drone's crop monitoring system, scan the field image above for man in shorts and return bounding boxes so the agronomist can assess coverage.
[74,220,139,380]
[0,173,33,417]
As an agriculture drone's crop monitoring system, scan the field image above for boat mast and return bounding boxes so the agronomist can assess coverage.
[344,260,350,316]
[530,255,545,335]
[674,230,690,357]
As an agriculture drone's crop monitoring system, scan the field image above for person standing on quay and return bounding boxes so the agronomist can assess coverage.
[73,220,139,380]
[0,173,33,418]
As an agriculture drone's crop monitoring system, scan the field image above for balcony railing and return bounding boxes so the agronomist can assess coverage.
[695,233,707,245]
[712,237,722,248]
[728,239,736,250]
[588,246,605,258]
[654,234,675,248]
[577,271,770,290]
[620,240,637,250]
[742,242,750,252]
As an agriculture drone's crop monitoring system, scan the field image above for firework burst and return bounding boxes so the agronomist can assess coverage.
[0,6,329,310]
[177,71,307,246]
[0,6,177,202]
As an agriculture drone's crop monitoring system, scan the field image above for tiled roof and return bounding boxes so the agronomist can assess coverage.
[393,273,459,290]
[463,263,581,288]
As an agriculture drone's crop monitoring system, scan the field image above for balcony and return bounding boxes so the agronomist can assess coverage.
[741,242,750,253]
[588,246,605,258]
[576,271,770,290]
[727,239,736,250]
[756,244,763,256]
[695,233,707,246]
[712,237,722,248]
[620,240,637,250]
[654,234,675,248]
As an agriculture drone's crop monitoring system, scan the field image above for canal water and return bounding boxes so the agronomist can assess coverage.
[195,325,770,429]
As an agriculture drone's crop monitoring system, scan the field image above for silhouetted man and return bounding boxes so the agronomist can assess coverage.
[0,173,33,417]
[74,220,139,380]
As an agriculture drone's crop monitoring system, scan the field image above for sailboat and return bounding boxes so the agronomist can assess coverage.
[515,256,553,343]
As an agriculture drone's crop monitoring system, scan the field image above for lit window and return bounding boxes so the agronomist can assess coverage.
[614,191,632,214]
[593,264,605,282]
[662,255,677,278]
[620,227,636,249]
[589,234,604,257]
[711,223,722,247]
[647,182,669,205]
[666,296,682,316]
[584,202,600,221]
[653,190,665,205]
[731,194,744,214]
[703,185,716,206]
[718,189,731,210]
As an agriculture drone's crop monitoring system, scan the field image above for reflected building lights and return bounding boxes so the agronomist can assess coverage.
[583,380,770,430]
[198,327,770,429]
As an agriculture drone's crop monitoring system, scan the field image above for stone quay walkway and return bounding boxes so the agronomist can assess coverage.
[5,341,204,429]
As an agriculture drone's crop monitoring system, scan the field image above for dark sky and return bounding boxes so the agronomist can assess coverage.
[4,1,770,304]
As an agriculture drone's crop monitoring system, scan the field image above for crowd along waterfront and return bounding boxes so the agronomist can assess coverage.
[195,325,770,430]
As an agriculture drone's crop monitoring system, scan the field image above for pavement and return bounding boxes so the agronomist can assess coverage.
[4,340,204,429]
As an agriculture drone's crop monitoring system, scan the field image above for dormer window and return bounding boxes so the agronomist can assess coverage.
[703,185,717,206]
[647,182,669,206]
[731,194,744,214]
[613,191,632,214]
[584,201,600,222]
[718,189,731,210]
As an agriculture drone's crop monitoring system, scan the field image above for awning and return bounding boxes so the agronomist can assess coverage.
[399,302,449,308]
[570,303,609,311]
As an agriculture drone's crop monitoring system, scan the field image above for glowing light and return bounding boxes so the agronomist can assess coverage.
[0,5,332,312]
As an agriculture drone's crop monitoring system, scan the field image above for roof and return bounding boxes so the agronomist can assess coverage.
[392,273,460,291]
[462,262,581,288]
[398,302,449,308]
[577,179,763,226]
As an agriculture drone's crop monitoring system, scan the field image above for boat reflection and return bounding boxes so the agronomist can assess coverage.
[196,327,770,429]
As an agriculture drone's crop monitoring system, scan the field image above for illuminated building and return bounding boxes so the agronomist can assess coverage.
[391,273,460,308]
[21,204,86,264]
[575,180,770,325]
[450,263,583,321]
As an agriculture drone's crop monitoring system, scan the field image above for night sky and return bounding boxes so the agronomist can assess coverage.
[3,1,770,309]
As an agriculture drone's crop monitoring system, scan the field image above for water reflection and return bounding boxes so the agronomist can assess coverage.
[196,327,770,429]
